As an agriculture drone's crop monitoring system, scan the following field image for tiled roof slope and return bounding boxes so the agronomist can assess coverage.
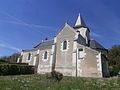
[90,40,105,50]
[23,39,54,52]
[34,39,54,50]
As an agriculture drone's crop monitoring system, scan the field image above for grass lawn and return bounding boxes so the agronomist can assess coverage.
[0,74,120,90]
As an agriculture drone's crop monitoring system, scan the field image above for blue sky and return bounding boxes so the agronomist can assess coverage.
[0,0,120,57]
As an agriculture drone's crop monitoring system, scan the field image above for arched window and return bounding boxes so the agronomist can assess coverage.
[28,53,31,60]
[63,40,67,50]
[44,51,47,59]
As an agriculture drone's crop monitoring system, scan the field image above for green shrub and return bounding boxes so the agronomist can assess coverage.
[0,59,28,65]
[0,59,11,64]
[10,63,28,65]
[46,70,63,82]
[0,64,35,75]
[109,66,119,77]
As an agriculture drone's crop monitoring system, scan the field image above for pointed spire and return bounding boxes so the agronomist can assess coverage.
[74,13,86,27]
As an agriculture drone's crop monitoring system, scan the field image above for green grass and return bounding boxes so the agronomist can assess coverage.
[0,74,120,90]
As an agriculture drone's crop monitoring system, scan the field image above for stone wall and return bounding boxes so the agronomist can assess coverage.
[77,44,103,77]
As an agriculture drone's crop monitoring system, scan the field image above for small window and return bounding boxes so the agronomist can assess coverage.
[28,53,31,60]
[44,51,48,59]
[63,40,67,50]
[78,48,83,59]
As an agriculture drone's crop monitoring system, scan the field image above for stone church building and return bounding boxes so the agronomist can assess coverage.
[18,14,109,77]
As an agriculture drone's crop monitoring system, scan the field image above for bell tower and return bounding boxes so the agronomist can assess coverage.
[74,13,90,45]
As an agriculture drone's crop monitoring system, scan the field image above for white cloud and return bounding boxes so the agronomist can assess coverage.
[0,40,21,52]
[90,31,101,38]
[0,20,56,30]
[86,0,120,35]
[0,11,56,30]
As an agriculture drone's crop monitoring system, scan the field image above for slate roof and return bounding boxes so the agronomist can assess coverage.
[22,48,37,52]
[90,40,106,50]
[22,39,54,52]
[33,39,54,50]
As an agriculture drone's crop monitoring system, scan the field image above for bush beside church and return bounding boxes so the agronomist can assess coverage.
[0,59,35,75]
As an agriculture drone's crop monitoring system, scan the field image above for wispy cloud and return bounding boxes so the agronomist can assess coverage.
[0,11,58,54]
[0,10,58,41]
[90,31,101,38]
[0,11,57,30]
[0,19,56,30]
[85,0,120,35]
[0,40,21,52]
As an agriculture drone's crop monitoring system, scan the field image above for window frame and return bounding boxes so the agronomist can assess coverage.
[44,51,48,59]
[78,48,84,59]
[28,53,31,60]
[61,40,69,51]
[63,40,67,50]
[42,51,49,61]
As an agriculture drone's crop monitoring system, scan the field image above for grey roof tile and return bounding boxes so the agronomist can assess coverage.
[22,39,54,52]
[90,40,105,50]
[22,48,37,52]
[34,39,54,50]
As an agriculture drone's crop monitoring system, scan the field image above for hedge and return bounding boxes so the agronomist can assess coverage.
[0,59,28,65]
[0,64,35,75]
[0,59,11,64]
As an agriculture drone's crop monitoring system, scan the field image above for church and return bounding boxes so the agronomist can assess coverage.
[17,14,109,78]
